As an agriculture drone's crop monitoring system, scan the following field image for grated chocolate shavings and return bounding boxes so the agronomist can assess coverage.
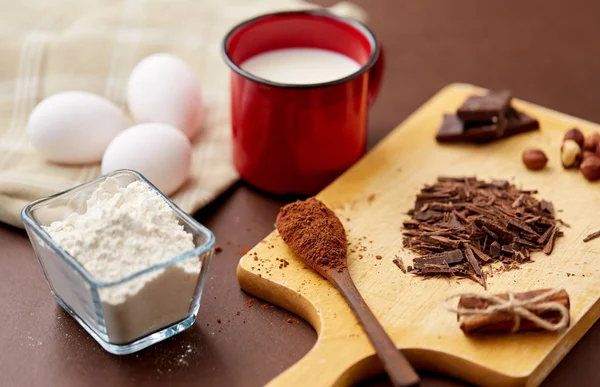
[402,177,563,287]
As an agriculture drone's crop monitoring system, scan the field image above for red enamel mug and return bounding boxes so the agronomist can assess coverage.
[222,10,384,195]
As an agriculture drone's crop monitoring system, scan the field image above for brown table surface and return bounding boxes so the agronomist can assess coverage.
[2,0,600,386]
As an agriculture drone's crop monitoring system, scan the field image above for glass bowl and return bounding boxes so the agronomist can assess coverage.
[21,170,215,355]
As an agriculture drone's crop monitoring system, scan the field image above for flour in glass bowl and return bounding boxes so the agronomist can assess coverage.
[43,177,201,344]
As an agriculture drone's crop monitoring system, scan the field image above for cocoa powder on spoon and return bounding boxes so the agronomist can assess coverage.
[276,197,419,386]
[276,197,347,272]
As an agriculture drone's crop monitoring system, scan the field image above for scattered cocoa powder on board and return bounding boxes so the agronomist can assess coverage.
[276,198,347,272]
[278,259,290,269]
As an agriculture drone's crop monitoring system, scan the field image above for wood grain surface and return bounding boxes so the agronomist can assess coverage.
[237,84,600,386]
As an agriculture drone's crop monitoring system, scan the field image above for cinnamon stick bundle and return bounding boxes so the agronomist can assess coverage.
[449,288,570,334]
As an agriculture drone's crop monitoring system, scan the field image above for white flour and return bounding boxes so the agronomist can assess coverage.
[44,177,201,344]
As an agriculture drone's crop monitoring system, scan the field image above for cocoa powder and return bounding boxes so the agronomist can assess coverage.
[276,198,347,272]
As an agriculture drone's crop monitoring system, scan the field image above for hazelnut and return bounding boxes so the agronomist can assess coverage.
[580,155,600,181]
[583,150,597,161]
[584,132,600,151]
[561,139,582,168]
[522,149,548,170]
[564,128,585,148]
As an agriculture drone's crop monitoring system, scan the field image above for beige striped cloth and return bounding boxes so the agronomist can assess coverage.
[0,0,365,228]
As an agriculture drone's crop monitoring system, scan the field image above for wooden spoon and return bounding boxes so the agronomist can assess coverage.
[276,198,420,387]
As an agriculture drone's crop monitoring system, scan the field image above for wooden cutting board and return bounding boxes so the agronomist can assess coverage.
[236,83,600,387]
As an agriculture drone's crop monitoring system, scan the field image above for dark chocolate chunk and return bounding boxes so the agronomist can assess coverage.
[421,235,461,249]
[416,192,454,201]
[489,241,501,258]
[403,219,420,229]
[419,263,454,274]
[413,249,464,269]
[539,200,554,216]
[437,213,464,229]
[481,225,500,241]
[464,245,482,276]
[476,218,515,243]
[470,244,491,262]
[537,225,554,244]
[414,210,444,221]
[436,114,506,143]
[464,118,507,142]
[543,227,558,255]
[436,114,467,143]
[437,90,539,145]
[513,237,538,248]
[457,90,512,122]
[504,108,540,137]
[508,218,540,236]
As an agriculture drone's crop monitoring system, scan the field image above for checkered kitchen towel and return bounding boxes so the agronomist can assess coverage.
[0,0,366,228]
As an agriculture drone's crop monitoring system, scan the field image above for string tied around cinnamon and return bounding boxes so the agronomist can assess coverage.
[444,288,570,333]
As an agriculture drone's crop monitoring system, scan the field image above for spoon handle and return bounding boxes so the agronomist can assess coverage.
[329,269,420,387]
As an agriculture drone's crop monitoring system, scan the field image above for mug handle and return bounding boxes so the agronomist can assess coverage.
[367,42,385,106]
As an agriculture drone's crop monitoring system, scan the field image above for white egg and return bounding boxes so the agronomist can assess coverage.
[102,123,192,195]
[127,53,202,139]
[28,91,126,164]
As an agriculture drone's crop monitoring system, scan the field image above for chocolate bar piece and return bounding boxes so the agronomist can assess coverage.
[436,106,539,144]
[504,108,539,137]
[436,115,463,142]
[457,90,512,123]
[465,115,507,140]
[436,114,506,143]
